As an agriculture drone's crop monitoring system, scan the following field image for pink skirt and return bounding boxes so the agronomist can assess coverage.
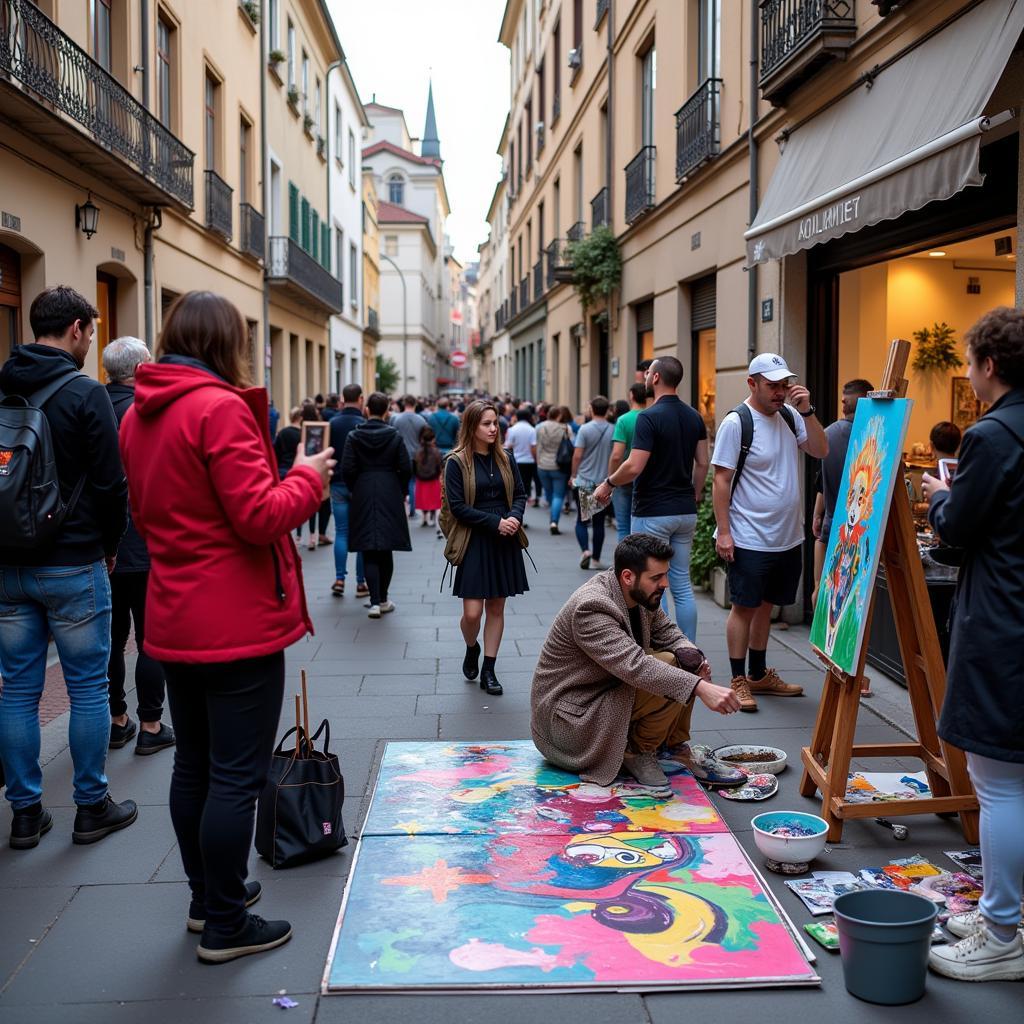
[415,476,442,511]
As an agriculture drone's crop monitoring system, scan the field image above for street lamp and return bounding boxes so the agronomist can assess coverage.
[380,252,408,392]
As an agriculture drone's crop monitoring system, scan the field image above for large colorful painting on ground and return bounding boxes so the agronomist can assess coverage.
[810,398,913,675]
[324,742,818,992]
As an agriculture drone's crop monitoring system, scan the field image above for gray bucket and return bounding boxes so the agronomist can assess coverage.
[833,890,938,1005]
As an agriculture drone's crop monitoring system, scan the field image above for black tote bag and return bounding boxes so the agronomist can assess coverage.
[255,719,347,869]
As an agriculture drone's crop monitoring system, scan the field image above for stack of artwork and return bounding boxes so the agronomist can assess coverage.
[323,741,820,993]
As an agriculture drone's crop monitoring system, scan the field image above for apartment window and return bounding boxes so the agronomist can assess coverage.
[312,210,320,261]
[287,20,295,87]
[553,20,562,115]
[699,0,722,82]
[301,52,309,111]
[572,0,582,53]
[94,0,112,71]
[334,103,342,159]
[348,129,356,187]
[537,200,545,253]
[387,173,404,206]
[538,60,545,131]
[553,177,560,237]
[156,12,175,129]
[270,160,282,234]
[239,116,251,203]
[350,244,358,308]
[204,70,219,171]
[641,45,656,148]
[508,140,515,195]
[268,0,279,51]
[314,77,322,132]
[526,94,533,169]
[516,121,523,190]
[384,234,398,257]
[573,144,583,223]
[335,230,344,292]
[288,181,298,241]
[300,197,310,250]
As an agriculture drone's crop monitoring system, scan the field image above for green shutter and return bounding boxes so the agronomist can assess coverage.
[321,224,331,269]
[288,183,299,242]
[312,210,320,261]
[300,198,310,251]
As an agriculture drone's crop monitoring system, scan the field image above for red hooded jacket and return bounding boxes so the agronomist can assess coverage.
[119,361,322,663]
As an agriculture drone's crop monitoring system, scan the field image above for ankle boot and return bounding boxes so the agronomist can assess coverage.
[462,642,481,681]
[479,667,503,696]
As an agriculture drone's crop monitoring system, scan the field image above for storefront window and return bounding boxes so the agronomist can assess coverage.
[694,328,716,440]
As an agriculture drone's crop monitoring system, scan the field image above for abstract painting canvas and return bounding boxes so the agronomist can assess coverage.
[810,398,913,675]
[324,742,818,993]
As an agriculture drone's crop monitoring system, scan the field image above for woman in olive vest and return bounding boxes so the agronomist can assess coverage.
[443,400,528,696]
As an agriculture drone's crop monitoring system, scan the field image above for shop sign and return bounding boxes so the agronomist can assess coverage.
[797,195,862,243]
[110,247,125,262]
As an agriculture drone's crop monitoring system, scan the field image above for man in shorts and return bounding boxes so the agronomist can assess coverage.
[711,354,828,711]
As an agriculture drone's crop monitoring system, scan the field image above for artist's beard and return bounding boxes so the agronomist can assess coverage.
[629,587,664,611]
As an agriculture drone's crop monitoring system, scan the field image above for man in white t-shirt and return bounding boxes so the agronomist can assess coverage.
[504,408,538,509]
[711,354,828,711]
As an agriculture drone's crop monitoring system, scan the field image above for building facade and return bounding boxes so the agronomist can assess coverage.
[361,165,381,395]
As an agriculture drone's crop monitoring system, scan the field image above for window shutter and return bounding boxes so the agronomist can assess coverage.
[288,183,299,242]
[312,210,320,261]
[300,198,310,251]
[691,275,717,331]
[321,224,331,268]
[635,299,654,333]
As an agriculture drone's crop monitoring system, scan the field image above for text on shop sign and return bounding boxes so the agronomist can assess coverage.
[797,195,862,242]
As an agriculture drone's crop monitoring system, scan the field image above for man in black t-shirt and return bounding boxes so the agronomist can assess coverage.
[594,356,708,641]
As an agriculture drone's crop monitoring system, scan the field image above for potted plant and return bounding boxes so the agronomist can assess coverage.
[303,113,315,135]
[287,85,301,108]
[912,321,962,373]
[240,0,260,26]
[689,475,721,593]
[269,48,286,68]
[566,225,621,315]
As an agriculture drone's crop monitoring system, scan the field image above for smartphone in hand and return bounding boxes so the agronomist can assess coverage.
[938,458,958,485]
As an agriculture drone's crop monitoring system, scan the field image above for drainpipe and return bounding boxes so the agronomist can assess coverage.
[606,1,614,221]
[261,1,270,391]
[325,59,342,392]
[140,0,154,347]
[747,0,759,362]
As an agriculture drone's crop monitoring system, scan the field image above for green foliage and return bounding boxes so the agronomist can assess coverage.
[911,321,962,372]
[375,355,400,394]
[566,226,621,313]
[689,475,722,589]
[241,1,260,25]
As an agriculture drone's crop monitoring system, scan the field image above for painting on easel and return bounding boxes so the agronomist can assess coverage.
[810,398,914,674]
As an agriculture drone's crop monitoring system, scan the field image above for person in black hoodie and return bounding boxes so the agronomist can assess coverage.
[103,337,174,757]
[0,286,136,849]
[341,391,411,618]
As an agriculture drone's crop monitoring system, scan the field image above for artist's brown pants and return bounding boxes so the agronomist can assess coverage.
[626,651,694,754]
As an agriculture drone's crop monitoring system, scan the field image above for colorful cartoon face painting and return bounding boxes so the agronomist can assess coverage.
[810,399,912,675]
[324,742,820,992]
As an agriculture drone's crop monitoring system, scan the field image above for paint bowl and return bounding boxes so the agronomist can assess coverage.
[751,811,828,865]
[713,744,787,775]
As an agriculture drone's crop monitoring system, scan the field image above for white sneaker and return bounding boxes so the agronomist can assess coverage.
[947,909,1024,940]
[367,604,382,619]
[589,559,606,570]
[379,601,396,614]
[928,924,1024,981]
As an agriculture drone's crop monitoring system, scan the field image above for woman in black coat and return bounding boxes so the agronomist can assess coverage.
[445,400,528,696]
[922,307,1024,982]
[341,392,411,619]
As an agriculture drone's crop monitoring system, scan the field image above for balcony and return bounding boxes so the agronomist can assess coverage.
[625,146,656,224]
[365,307,380,339]
[759,0,857,106]
[675,78,722,183]
[591,186,609,229]
[204,171,232,240]
[547,239,574,287]
[266,237,343,316]
[239,202,264,261]
[519,275,529,310]
[566,220,585,243]
[0,0,194,208]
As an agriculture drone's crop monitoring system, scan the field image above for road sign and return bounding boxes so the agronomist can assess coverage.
[450,350,467,368]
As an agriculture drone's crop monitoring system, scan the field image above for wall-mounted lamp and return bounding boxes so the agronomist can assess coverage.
[75,195,100,240]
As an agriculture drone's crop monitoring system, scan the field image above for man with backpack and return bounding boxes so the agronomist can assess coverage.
[710,353,828,712]
[0,285,137,849]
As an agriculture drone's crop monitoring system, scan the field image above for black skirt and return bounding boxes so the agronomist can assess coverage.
[453,508,530,600]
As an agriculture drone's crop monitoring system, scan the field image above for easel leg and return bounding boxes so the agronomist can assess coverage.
[799,668,841,798]
[820,673,861,843]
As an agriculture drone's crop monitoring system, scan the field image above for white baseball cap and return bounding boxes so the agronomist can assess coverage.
[748,353,795,382]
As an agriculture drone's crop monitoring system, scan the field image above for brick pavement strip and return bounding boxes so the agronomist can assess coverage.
[0,506,1018,1020]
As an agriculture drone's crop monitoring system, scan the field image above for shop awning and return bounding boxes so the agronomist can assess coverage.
[746,0,1024,265]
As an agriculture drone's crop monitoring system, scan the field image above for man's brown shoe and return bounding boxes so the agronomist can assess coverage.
[747,667,803,697]
[731,675,758,713]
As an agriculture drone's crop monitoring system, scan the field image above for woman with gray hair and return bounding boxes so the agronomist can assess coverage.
[103,337,174,756]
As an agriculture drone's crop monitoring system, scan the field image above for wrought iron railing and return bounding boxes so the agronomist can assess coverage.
[367,307,380,333]
[533,260,544,301]
[566,220,585,243]
[760,0,856,83]
[267,236,344,312]
[0,0,194,207]
[591,186,609,229]
[596,0,610,26]
[204,170,232,240]
[510,289,518,318]
[519,275,529,309]
[547,239,574,287]
[239,202,264,260]
[675,78,722,182]
[625,146,656,224]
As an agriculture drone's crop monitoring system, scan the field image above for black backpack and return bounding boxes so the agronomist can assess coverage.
[0,370,87,548]
[729,402,797,497]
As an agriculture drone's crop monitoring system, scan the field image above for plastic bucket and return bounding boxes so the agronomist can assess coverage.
[832,890,938,1005]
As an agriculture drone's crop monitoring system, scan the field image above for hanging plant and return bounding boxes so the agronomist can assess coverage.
[566,225,621,314]
[689,476,722,589]
[912,322,962,372]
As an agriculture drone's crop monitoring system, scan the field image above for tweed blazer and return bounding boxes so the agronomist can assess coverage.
[531,569,701,785]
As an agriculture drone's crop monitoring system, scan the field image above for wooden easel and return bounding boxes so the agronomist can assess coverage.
[799,339,979,843]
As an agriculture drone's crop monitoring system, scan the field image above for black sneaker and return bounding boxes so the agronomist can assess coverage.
[197,913,292,964]
[109,718,137,749]
[187,881,263,933]
[72,794,138,845]
[10,805,52,850]
[135,723,176,756]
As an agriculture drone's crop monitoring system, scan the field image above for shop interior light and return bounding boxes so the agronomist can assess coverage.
[928,250,946,257]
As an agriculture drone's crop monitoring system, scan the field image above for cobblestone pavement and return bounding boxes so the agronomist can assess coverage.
[0,504,1018,1022]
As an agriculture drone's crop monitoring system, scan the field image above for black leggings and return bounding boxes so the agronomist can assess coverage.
[363,550,394,605]
[309,499,331,537]
[108,571,166,722]
[163,652,285,936]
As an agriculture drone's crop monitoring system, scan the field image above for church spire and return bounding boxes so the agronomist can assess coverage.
[421,80,441,162]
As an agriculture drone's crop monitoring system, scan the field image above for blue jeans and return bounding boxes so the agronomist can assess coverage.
[538,469,568,524]
[331,483,364,584]
[0,561,112,809]
[630,512,699,641]
[575,490,609,561]
[408,474,417,514]
[612,483,634,543]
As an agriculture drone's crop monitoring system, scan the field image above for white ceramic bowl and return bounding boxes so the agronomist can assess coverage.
[751,811,829,864]
[713,744,788,775]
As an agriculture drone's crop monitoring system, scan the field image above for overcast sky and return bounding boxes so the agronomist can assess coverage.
[328,0,510,265]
